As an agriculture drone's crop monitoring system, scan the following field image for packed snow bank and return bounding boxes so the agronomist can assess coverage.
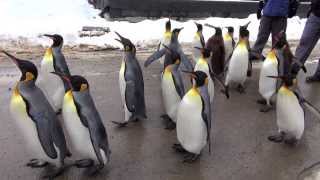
[0,0,307,48]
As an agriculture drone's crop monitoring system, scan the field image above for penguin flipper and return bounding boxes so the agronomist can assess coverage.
[125,81,136,112]
[199,88,212,153]
[171,70,185,99]
[178,50,193,71]
[32,113,58,159]
[209,69,229,99]
[73,100,89,128]
[144,49,166,67]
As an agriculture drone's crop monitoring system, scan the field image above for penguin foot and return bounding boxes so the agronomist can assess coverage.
[260,105,273,113]
[172,143,188,153]
[161,115,176,130]
[84,164,104,176]
[42,165,65,179]
[183,153,199,163]
[237,85,245,94]
[284,137,298,146]
[165,121,176,130]
[74,159,95,168]
[268,133,284,143]
[55,109,62,115]
[26,159,48,168]
[112,121,128,128]
[256,99,267,105]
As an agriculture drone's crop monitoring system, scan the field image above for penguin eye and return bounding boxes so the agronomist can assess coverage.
[25,72,35,81]
[80,84,88,91]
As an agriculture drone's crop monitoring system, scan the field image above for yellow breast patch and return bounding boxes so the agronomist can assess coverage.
[223,34,232,41]
[164,31,172,40]
[10,84,28,117]
[163,66,173,80]
[185,88,202,105]
[43,48,53,63]
[120,60,125,75]
[64,90,77,112]
[279,86,295,97]
[266,50,277,64]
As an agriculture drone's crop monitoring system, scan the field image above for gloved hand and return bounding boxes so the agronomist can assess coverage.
[257,0,264,19]
[288,0,300,18]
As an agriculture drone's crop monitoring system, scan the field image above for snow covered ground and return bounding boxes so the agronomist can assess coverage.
[0,0,307,48]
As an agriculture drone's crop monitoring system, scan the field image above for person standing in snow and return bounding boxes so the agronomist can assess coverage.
[250,0,299,61]
[291,0,320,83]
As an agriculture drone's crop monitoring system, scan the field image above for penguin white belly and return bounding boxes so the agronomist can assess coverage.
[38,66,64,112]
[224,40,233,61]
[161,72,181,122]
[226,47,248,85]
[10,91,59,165]
[277,91,304,139]
[177,89,207,154]
[194,63,214,102]
[62,92,98,162]
[259,60,278,104]
[119,61,132,122]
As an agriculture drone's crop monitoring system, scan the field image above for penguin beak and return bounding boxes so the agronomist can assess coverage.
[177,27,184,33]
[266,75,284,79]
[43,34,55,40]
[1,50,22,70]
[194,46,202,50]
[114,31,125,44]
[242,21,251,29]
[50,72,72,90]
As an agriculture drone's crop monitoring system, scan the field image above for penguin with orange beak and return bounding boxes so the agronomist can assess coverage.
[2,50,71,179]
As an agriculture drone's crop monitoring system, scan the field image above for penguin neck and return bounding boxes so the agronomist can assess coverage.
[198,56,208,64]
[171,36,179,43]
[52,45,62,52]
[266,50,277,62]
[223,33,232,41]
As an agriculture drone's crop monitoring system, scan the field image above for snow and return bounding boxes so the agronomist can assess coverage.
[0,0,307,48]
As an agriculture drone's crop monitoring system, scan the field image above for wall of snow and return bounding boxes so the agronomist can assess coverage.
[0,0,307,48]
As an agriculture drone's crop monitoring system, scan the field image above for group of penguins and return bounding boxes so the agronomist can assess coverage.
[2,19,320,179]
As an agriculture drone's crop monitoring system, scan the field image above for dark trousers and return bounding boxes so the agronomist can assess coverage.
[292,13,320,77]
[251,16,287,56]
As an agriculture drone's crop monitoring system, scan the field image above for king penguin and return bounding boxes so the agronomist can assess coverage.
[158,19,172,65]
[157,45,185,130]
[37,34,71,114]
[174,71,212,163]
[192,22,205,64]
[145,28,193,72]
[267,75,320,145]
[52,73,111,175]
[258,49,278,112]
[194,47,230,102]
[224,23,250,93]
[204,24,225,76]
[223,26,235,62]
[2,50,71,178]
[113,32,147,127]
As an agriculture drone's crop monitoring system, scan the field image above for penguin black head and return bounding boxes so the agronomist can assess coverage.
[213,27,222,36]
[43,34,64,48]
[172,28,183,37]
[70,75,89,92]
[195,22,203,32]
[165,19,171,32]
[115,32,136,53]
[163,44,181,66]
[2,50,38,82]
[194,47,211,58]
[239,21,250,38]
[227,26,234,34]
[184,70,208,88]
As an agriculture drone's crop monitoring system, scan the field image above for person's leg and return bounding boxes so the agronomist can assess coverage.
[250,16,272,60]
[271,17,287,47]
[291,14,320,79]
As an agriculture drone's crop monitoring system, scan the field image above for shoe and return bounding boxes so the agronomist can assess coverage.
[306,75,320,83]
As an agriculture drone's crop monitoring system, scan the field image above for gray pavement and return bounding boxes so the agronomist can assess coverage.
[0,44,320,180]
